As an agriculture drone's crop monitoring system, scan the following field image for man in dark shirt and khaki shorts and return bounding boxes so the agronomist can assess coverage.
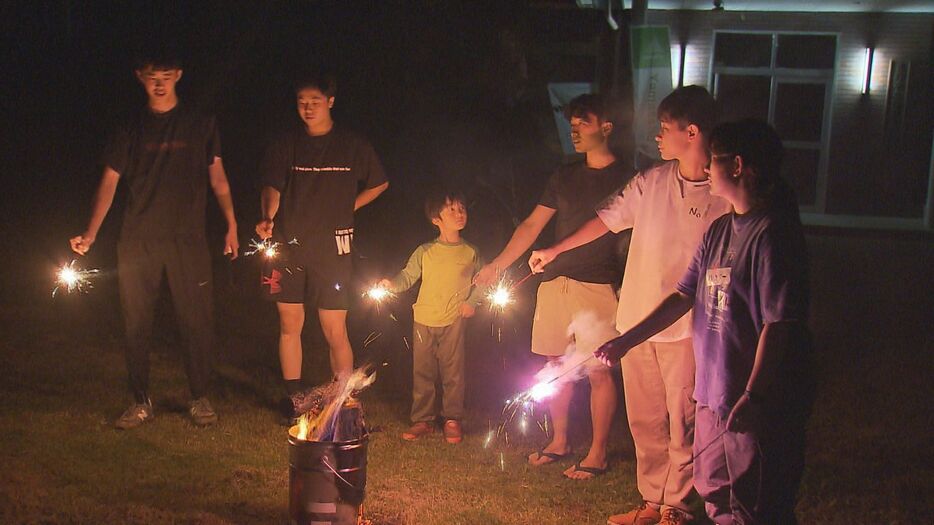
[476,93,630,480]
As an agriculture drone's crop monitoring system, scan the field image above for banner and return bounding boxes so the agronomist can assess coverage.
[631,25,674,168]
[547,82,595,156]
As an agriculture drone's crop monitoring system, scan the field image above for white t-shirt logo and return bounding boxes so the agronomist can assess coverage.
[335,228,354,255]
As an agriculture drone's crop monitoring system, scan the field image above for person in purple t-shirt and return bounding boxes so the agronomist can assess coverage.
[594,119,815,524]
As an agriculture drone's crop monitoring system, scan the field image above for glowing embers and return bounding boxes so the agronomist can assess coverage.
[52,260,100,297]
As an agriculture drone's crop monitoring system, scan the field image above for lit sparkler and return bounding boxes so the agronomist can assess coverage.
[52,260,100,297]
[364,285,394,303]
[486,271,534,311]
[491,353,597,444]
[245,238,281,258]
[245,237,299,259]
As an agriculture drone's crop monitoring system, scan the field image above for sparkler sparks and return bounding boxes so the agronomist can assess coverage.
[490,352,597,447]
[52,260,100,297]
[245,238,280,258]
[487,285,512,309]
[244,237,299,259]
[365,285,393,302]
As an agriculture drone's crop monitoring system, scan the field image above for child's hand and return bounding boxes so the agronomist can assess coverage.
[460,303,476,319]
[378,278,392,289]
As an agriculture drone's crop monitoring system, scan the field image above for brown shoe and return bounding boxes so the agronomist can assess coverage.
[442,419,462,444]
[401,421,434,441]
[607,502,661,525]
[658,508,691,525]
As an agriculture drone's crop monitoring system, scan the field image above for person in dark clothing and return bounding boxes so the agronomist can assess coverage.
[70,51,239,429]
[256,72,388,416]
[595,119,815,524]
[475,94,631,480]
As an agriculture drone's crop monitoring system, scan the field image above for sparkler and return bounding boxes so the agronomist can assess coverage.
[364,284,394,303]
[52,260,100,297]
[492,352,597,444]
[485,271,533,311]
[244,237,299,259]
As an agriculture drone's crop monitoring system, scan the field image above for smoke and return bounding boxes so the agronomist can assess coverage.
[531,310,617,395]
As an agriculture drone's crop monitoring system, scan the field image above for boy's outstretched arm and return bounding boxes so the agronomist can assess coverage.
[528,215,610,273]
[475,205,555,286]
[70,167,120,255]
[594,291,693,365]
[385,244,425,293]
[354,181,389,211]
[208,157,239,259]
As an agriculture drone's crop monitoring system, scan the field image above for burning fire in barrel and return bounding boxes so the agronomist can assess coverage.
[287,370,374,525]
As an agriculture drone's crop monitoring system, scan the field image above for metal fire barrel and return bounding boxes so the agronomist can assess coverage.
[288,402,368,525]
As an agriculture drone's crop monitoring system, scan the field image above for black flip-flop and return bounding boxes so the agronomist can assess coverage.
[564,462,607,479]
[528,449,570,465]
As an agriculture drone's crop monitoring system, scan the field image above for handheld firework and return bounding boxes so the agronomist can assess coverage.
[52,260,100,297]
[244,237,299,259]
[492,352,598,446]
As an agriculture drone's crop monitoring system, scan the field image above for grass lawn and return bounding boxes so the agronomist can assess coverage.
[1,232,932,524]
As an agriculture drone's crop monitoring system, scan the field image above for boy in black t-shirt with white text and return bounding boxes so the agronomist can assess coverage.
[256,72,388,419]
[70,51,239,430]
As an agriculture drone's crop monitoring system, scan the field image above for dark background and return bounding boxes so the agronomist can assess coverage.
[2,1,623,401]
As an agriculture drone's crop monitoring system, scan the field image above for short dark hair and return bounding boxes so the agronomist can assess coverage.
[134,46,183,71]
[424,191,466,223]
[564,93,613,124]
[709,118,785,200]
[657,85,717,136]
[294,71,337,98]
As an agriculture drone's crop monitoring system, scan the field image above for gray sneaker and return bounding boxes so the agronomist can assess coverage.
[115,399,154,430]
[189,397,218,427]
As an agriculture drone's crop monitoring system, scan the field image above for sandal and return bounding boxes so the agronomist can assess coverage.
[528,449,570,466]
[563,461,607,479]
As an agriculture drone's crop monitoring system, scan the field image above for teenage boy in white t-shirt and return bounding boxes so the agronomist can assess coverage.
[530,86,731,525]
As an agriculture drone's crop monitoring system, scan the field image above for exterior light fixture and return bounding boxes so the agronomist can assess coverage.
[861,47,874,94]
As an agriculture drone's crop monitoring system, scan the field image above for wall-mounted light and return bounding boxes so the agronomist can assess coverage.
[671,43,686,88]
[861,47,875,95]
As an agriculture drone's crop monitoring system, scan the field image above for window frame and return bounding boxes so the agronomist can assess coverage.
[710,30,838,213]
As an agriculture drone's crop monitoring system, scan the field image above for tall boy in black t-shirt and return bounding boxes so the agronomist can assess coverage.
[70,52,239,429]
[256,72,388,413]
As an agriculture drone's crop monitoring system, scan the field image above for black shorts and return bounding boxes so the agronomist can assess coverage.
[261,246,352,309]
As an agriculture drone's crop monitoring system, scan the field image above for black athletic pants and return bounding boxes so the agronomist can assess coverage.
[117,239,214,402]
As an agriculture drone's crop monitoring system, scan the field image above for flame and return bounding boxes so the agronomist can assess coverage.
[296,414,310,440]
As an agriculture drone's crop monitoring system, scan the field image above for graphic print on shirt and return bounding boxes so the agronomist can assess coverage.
[688,202,713,219]
[335,228,354,255]
[704,266,731,333]
[263,269,283,294]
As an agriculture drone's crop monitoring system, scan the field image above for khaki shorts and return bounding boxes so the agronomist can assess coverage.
[531,277,620,357]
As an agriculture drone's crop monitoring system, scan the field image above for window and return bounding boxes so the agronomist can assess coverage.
[712,32,836,211]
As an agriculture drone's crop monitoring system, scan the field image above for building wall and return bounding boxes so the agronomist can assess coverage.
[646,10,933,219]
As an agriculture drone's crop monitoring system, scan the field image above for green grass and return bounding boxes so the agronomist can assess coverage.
[1,289,931,524]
